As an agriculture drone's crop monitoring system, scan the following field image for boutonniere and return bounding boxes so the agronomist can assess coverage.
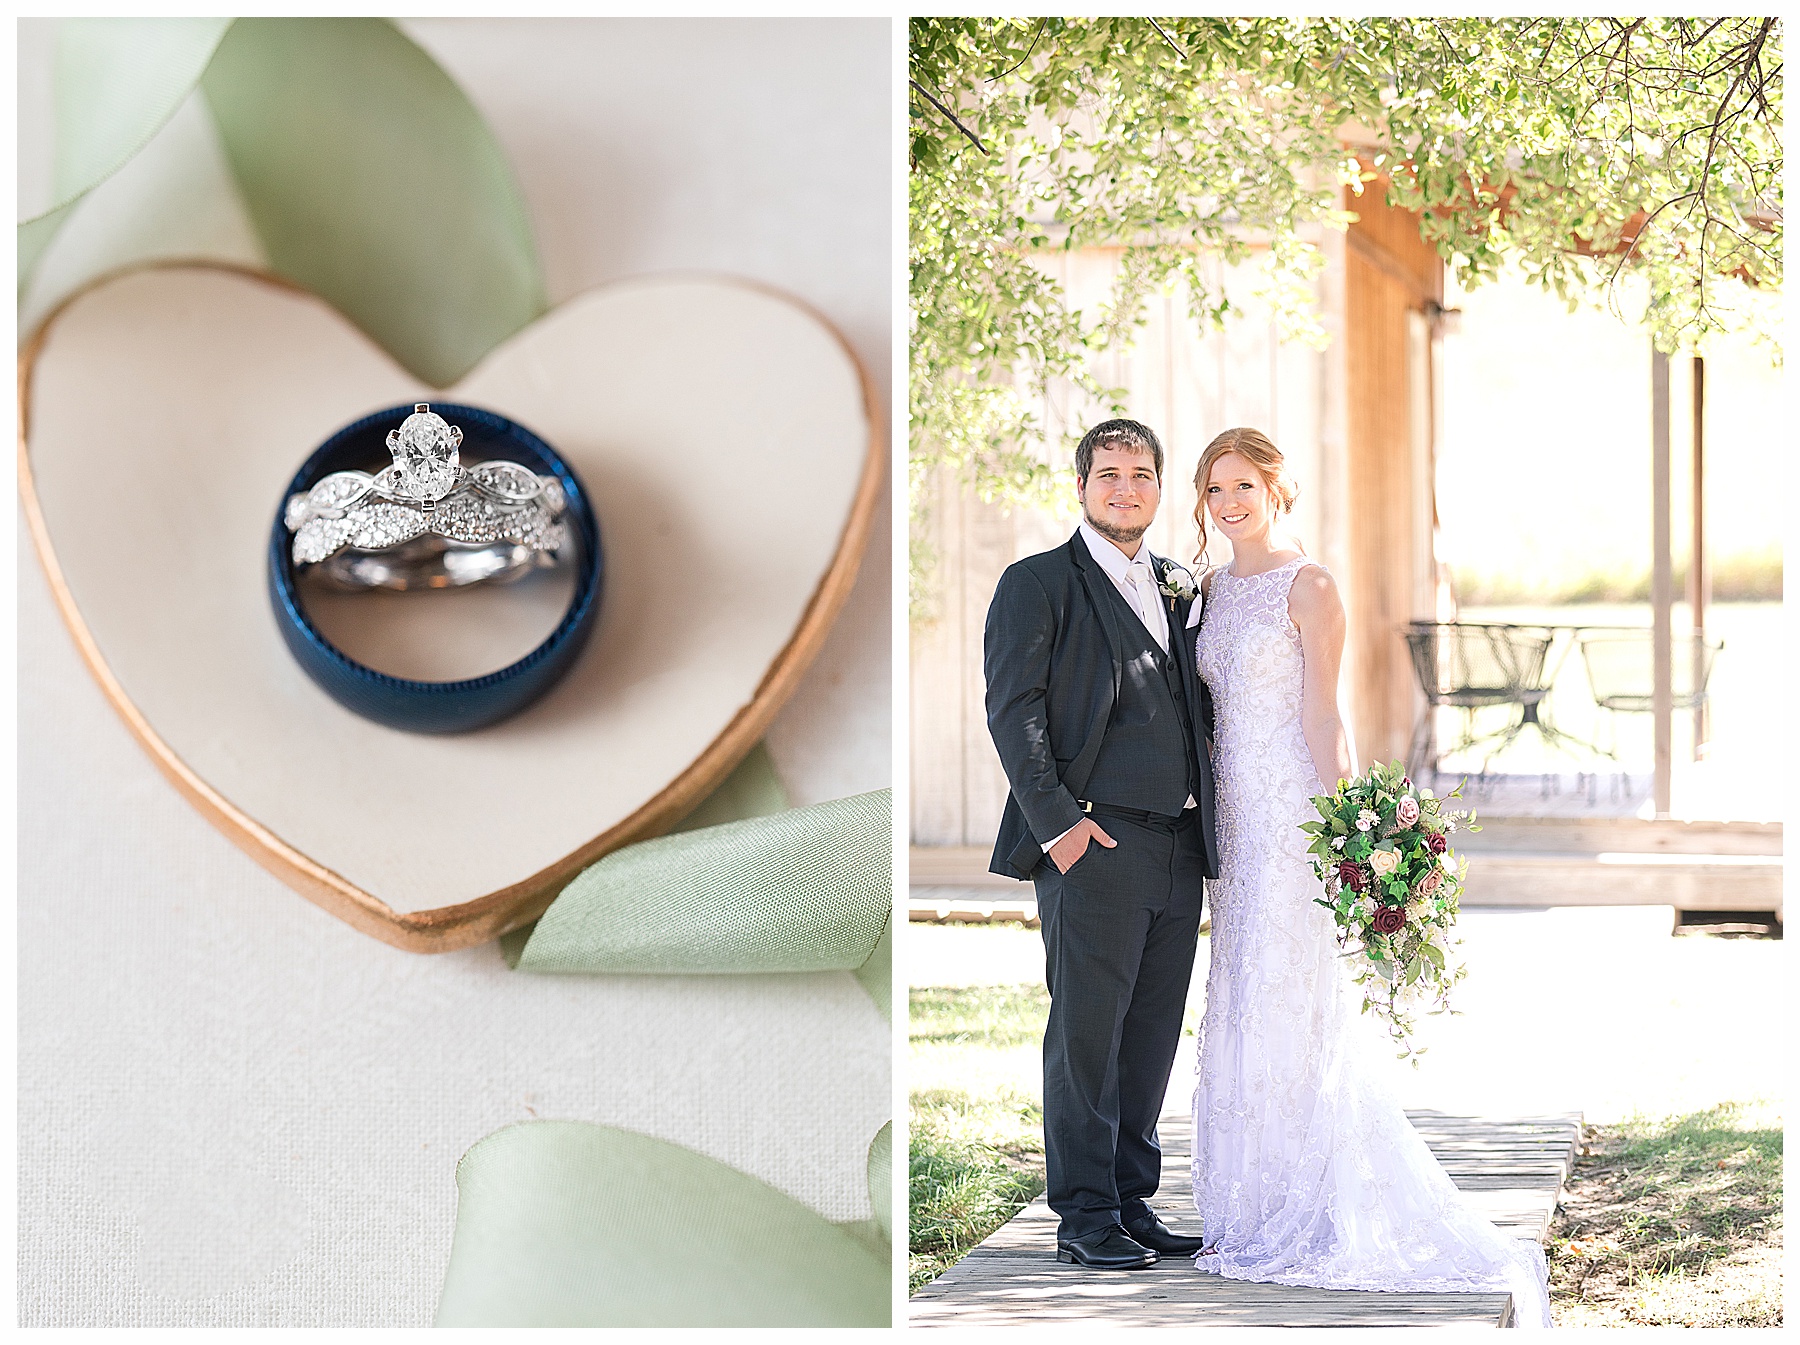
[1157,560,1197,602]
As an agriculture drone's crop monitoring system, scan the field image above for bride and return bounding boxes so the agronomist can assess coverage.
[1184,428,1552,1328]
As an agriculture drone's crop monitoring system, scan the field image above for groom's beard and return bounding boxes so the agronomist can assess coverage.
[1083,505,1152,548]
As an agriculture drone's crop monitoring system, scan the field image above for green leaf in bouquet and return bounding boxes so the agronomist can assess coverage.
[1421,942,1446,970]
[200,17,546,387]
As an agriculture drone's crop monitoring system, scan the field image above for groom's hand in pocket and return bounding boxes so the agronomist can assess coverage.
[1050,818,1117,874]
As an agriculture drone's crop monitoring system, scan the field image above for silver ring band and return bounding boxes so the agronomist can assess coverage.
[304,536,565,591]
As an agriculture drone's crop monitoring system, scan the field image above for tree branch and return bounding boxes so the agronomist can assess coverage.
[910,78,988,154]
[987,18,1047,83]
[1148,17,1187,62]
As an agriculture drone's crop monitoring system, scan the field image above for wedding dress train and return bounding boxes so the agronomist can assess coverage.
[1189,556,1551,1328]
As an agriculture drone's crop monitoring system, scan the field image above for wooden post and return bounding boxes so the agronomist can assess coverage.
[1651,347,1673,817]
[1690,356,1708,759]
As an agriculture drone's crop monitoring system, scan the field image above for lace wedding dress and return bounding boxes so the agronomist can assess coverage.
[1189,556,1552,1328]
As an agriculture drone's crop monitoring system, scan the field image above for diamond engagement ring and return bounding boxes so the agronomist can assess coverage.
[285,403,571,590]
[269,401,603,733]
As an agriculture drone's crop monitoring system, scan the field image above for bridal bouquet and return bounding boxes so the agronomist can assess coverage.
[1300,761,1478,1060]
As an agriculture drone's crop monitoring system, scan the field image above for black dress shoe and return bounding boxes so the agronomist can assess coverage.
[1055,1225,1159,1269]
[1121,1209,1207,1256]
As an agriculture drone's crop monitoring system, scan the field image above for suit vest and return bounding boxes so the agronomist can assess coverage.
[1081,580,1198,816]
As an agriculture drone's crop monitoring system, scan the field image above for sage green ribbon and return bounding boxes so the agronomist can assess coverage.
[20,18,230,281]
[442,754,894,1325]
[434,1121,891,1327]
[23,17,544,387]
[504,750,893,1021]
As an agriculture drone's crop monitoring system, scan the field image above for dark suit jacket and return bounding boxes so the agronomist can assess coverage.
[984,531,1220,881]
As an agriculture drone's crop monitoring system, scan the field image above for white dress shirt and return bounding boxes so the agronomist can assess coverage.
[1078,521,1169,650]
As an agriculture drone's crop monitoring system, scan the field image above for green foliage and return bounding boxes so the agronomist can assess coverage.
[910,18,1782,611]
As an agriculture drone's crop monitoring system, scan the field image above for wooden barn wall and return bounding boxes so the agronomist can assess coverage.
[1343,180,1444,768]
[911,250,1328,848]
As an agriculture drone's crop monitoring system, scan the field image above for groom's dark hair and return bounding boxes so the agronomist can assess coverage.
[1075,419,1164,485]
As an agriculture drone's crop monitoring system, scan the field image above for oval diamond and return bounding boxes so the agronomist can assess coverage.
[386,407,462,501]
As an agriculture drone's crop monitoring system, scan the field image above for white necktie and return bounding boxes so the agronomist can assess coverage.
[1127,559,1167,654]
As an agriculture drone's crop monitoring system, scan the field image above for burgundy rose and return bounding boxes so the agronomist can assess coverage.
[1426,833,1449,856]
[1370,906,1406,935]
[1336,860,1365,891]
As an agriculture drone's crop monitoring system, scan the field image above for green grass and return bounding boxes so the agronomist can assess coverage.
[909,983,1051,1293]
[911,983,1052,1049]
[1549,1101,1783,1327]
[1452,548,1781,604]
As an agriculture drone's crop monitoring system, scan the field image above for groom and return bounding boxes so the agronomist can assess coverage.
[984,419,1219,1270]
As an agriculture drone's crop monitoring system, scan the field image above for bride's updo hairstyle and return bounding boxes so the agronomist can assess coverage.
[1191,427,1300,564]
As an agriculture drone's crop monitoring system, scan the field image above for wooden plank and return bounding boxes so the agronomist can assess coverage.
[910,1111,1579,1328]
[1460,853,1782,911]
[1457,816,1782,857]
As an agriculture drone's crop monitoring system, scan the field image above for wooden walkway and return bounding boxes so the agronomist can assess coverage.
[910,1110,1581,1328]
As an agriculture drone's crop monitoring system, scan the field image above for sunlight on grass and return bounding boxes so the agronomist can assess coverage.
[1549,1100,1783,1327]
[909,984,1050,1293]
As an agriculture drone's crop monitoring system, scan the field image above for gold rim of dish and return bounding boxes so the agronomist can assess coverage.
[18,260,886,953]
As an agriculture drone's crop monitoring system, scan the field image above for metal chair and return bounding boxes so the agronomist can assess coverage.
[1403,621,1593,785]
[1578,631,1724,796]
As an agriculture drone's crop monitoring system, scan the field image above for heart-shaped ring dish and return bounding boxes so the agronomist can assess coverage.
[20,265,881,952]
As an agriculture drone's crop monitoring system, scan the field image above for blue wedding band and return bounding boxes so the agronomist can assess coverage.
[267,402,602,734]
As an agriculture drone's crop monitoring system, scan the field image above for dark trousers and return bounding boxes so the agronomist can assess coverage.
[1033,807,1207,1241]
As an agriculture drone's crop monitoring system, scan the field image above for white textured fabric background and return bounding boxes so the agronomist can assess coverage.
[18,18,893,1326]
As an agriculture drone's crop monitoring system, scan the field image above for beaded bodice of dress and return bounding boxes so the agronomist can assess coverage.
[1195,556,1325,874]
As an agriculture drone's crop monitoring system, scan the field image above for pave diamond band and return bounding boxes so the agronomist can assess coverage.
[268,401,604,734]
[284,404,571,588]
